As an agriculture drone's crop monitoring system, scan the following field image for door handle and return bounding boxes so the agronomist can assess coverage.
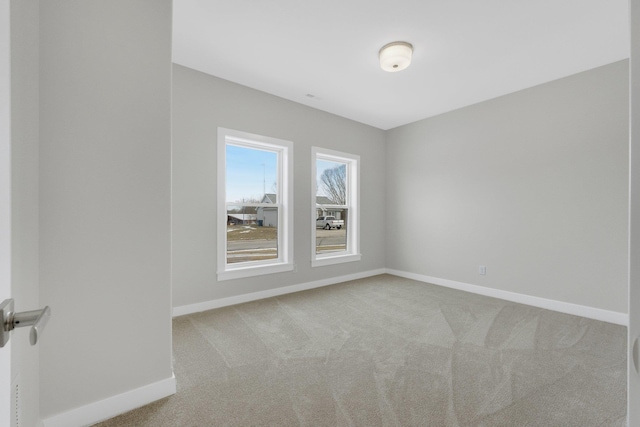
[0,299,51,348]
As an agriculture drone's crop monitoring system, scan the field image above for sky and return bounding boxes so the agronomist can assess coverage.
[226,144,277,203]
[226,144,345,203]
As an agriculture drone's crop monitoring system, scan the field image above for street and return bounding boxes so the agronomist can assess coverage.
[226,228,347,262]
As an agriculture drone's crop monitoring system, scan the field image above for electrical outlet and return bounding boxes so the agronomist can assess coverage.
[479,265,486,275]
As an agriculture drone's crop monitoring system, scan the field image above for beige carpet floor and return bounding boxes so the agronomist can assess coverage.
[95,274,627,426]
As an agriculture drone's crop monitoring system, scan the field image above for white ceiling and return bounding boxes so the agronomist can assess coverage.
[173,0,629,130]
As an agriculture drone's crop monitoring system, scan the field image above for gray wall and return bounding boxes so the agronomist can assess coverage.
[386,61,629,314]
[172,65,386,308]
[39,0,173,418]
[11,1,39,425]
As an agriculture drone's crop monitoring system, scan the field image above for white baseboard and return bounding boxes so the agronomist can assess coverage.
[386,269,629,326]
[41,374,176,427]
[173,268,387,317]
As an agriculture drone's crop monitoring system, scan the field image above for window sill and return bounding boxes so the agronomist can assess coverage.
[311,253,361,268]
[217,262,294,281]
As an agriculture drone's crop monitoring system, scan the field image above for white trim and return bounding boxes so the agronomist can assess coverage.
[0,3,11,426]
[217,262,294,281]
[386,269,628,326]
[311,147,360,267]
[312,253,361,267]
[41,374,176,427]
[217,127,294,281]
[173,268,386,317]
[171,267,628,325]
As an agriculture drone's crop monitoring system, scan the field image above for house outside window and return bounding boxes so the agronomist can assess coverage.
[217,128,293,280]
[312,147,360,266]
[256,193,278,227]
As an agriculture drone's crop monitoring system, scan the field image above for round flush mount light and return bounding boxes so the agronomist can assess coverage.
[379,41,413,72]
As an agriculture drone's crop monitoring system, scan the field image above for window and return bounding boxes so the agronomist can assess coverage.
[218,128,293,280]
[312,147,360,266]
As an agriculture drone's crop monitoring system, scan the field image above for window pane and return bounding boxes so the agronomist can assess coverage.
[316,209,347,254]
[316,159,347,204]
[226,144,278,204]
[227,205,278,264]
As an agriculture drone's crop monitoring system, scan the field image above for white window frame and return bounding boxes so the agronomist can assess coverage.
[311,147,361,267]
[217,128,294,280]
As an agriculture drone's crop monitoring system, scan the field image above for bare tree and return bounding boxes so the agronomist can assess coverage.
[319,164,346,205]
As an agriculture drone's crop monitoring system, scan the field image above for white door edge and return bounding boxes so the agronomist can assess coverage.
[0,1,12,427]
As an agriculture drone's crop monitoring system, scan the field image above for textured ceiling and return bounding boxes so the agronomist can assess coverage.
[173,0,629,130]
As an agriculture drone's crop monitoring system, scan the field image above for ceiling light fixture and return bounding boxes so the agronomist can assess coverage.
[379,41,413,72]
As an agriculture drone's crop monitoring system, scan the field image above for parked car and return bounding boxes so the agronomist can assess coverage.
[316,216,344,230]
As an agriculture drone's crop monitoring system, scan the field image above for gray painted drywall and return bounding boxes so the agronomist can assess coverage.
[39,0,173,418]
[628,0,640,422]
[11,0,39,425]
[386,61,629,314]
[172,64,386,308]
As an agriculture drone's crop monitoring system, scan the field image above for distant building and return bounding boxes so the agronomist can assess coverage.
[256,194,278,227]
[316,195,343,219]
[256,194,344,226]
[227,214,257,225]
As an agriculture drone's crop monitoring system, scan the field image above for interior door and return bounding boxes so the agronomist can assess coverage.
[0,2,13,427]
[1,2,41,426]
[630,1,640,424]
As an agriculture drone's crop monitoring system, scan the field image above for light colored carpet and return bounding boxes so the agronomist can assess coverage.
[94,274,627,426]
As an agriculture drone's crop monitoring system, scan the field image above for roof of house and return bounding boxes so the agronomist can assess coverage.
[227,214,257,221]
[316,196,336,205]
[261,193,276,203]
